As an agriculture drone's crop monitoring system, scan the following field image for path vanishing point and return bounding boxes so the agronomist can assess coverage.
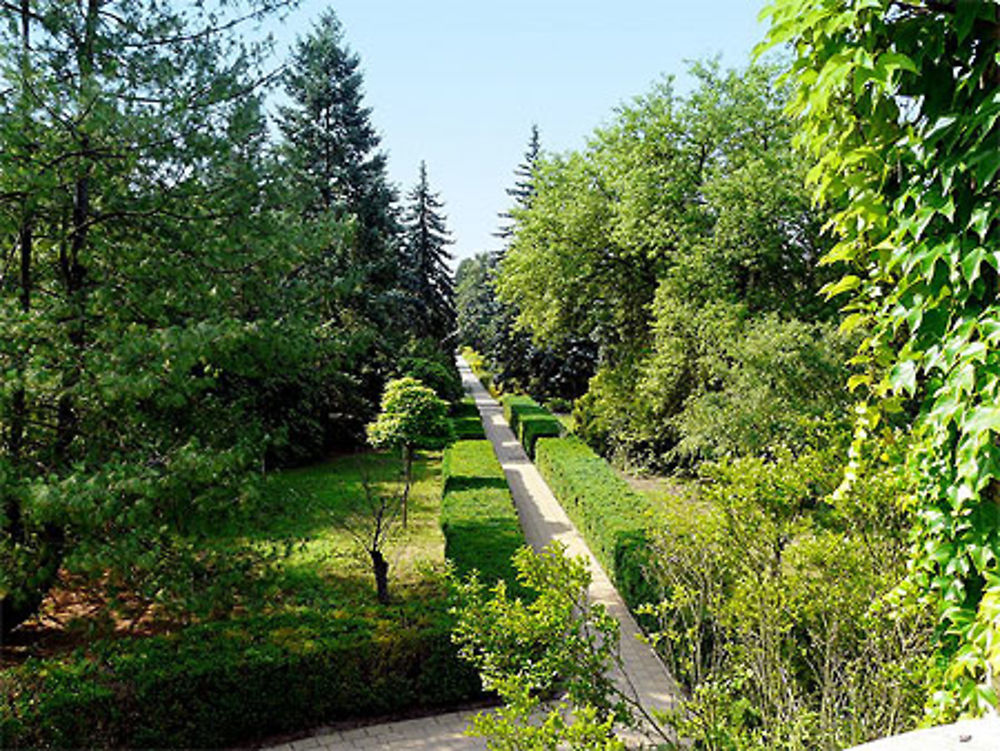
[261,357,681,750]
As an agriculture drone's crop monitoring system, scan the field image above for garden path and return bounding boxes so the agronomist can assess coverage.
[261,358,680,750]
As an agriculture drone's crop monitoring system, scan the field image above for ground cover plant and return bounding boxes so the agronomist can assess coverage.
[1,451,485,748]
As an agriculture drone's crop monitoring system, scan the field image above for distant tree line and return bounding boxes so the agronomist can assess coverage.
[459,62,847,469]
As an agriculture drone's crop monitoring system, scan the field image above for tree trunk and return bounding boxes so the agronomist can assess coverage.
[370,548,389,604]
[401,444,413,528]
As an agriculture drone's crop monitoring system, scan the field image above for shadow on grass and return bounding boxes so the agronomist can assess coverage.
[235,451,437,543]
[442,475,510,493]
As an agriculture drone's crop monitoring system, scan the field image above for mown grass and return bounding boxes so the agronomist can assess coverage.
[255,450,447,609]
[0,450,484,750]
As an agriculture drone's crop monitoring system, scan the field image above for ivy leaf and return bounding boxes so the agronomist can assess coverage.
[888,359,918,397]
[821,275,861,299]
[964,406,1000,436]
[961,247,987,285]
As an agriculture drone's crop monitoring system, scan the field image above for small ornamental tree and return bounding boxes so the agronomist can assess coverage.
[367,377,453,526]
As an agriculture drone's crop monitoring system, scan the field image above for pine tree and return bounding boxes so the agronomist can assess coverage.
[401,162,456,345]
[278,10,399,281]
[0,0,295,635]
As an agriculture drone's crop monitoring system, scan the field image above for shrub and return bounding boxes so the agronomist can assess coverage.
[395,356,464,404]
[644,443,932,749]
[441,440,526,597]
[533,437,656,613]
[0,608,483,749]
[501,395,562,458]
[451,398,485,440]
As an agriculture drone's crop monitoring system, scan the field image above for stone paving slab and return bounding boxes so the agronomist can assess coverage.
[261,708,487,751]
[260,359,681,750]
[847,716,1000,750]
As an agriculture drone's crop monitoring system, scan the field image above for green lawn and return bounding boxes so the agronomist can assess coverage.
[0,449,487,750]
[255,450,448,609]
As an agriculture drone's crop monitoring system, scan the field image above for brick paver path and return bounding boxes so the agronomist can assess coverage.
[260,358,681,750]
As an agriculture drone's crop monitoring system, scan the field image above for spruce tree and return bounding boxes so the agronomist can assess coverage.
[495,124,541,241]
[278,10,399,282]
[401,162,456,345]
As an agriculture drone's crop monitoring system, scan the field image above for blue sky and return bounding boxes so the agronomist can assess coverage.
[266,1,770,263]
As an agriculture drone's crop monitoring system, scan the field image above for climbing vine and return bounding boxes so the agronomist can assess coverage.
[762,0,1000,716]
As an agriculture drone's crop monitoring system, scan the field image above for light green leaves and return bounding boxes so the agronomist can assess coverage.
[764,0,1000,719]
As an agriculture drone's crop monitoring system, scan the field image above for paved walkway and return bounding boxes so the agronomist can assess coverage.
[461,358,681,747]
[262,360,680,750]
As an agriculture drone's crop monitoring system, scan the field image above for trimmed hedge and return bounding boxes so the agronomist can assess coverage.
[501,395,562,458]
[441,440,526,596]
[451,398,486,440]
[0,608,483,749]
[534,436,657,613]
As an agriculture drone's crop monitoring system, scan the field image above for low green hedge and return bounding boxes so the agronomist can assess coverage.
[534,437,657,613]
[441,440,526,596]
[451,398,486,440]
[0,608,483,749]
[501,395,562,457]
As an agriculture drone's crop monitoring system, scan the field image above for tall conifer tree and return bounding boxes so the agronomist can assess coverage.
[495,124,541,242]
[401,162,456,345]
[278,10,399,285]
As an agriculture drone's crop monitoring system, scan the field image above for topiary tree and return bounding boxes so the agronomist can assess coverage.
[367,377,453,526]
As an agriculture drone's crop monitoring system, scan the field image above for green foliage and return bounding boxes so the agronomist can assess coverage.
[456,253,500,354]
[495,60,837,469]
[1,450,483,748]
[0,609,482,750]
[441,440,526,597]
[762,0,1000,716]
[501,395,562,458]
[462,347,501,399]
[395,356,464,404]
[367,377,454,453]
[457,127,598,405]
[0,1,416,633]
[644,441,932,749]
[452,544,660,749]
[533,438,656,613]
[401,162,457,345]
[451,398,486,440]
[278,8,401,280]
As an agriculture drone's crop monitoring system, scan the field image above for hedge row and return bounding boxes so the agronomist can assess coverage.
[441,440,526,596]
[501,395,562,458]
[451,397,486,440]
[534,436,657,612]
[0,608,483,749]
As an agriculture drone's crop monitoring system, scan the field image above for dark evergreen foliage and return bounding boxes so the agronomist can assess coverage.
[401,162,457,345]
[495,123,541,241]
[278,10,401,284]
